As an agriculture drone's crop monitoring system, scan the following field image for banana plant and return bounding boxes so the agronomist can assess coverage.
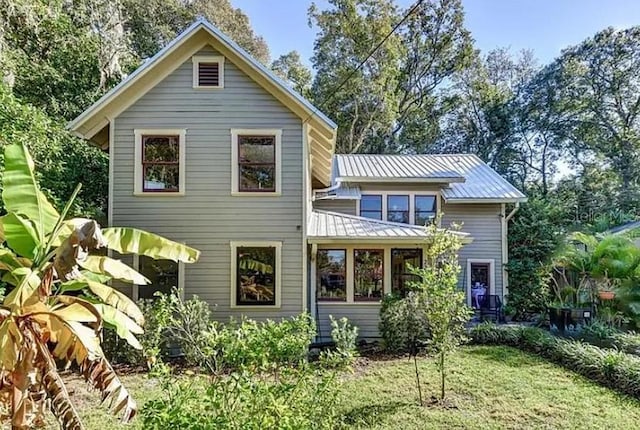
[0,143,200,429]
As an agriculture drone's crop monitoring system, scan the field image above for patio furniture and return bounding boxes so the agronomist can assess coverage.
[478,295,504,323]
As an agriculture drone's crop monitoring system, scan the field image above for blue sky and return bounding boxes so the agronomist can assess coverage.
[231,0,640,66]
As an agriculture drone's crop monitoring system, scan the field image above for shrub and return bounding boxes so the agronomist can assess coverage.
[470,324,640,398]
[379,293,430,353]
[576,321,640,356]
[320,315,359,369]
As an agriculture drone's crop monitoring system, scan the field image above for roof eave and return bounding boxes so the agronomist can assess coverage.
[337,176,466,184]
[443,196,528,204]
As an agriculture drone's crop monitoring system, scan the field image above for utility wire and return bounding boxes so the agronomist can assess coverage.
[314,0,426,113]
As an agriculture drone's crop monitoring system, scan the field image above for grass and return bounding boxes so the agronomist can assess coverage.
[45,345,640,429]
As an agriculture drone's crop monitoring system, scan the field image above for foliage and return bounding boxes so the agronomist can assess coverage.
[319,315,359,370]
[0,143,199,429]
[271,51,313,97]
[379,293,430,353]
[0,83,108,219]
[507,195,567,318]
[471,323,640,398]
[573,321,640,356]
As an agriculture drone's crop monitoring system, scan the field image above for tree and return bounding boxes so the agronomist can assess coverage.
[271,51,312,97]
[409,221,472,402]
[0,143,200,429]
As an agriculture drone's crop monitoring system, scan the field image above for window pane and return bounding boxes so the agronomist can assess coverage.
[387,195,409,223]
[415,212,435,226]
[470,263,490,309]
[391,249,422,297]
[360,210,382,220]
[237,246,276,305]
[239,136,275,163]
[360,195,382,211]
[354,249,384,301]
[143,136,179,162]
[415,196,437,225]
[317,250,346,301]
[239,165,275,191]
[138,257,178,300]
[144,164,179,191]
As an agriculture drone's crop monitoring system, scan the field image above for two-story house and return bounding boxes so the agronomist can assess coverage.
[68,20,526,340]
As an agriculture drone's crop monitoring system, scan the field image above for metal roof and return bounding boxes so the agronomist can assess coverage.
[333,154,526,202]
[308,210,471,242]
[314,185,361,200]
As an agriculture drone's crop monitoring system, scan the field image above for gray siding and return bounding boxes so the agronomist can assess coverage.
[316,304,380,340]
[112,47,304,320]
[312,199,357,215]
[443,203,504,297]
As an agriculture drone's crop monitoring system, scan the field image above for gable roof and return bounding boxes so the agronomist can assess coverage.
[308,210,472,243]
[333,154,527,203]
[67,19,337,185]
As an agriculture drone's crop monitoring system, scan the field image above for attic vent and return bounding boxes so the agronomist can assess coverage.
[192,55,225,88]
[198,62,219,86]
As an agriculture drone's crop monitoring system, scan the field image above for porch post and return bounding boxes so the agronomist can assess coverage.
[310,244,318,321]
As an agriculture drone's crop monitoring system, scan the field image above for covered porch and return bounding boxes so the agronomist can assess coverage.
[307,210,472,340]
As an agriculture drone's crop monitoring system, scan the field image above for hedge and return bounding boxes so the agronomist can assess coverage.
[470,323,640,398]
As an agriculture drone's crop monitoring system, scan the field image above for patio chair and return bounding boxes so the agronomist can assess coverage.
[478,295,504,323]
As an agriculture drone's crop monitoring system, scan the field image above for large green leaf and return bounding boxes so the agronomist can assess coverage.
[78,255,149,285]
[3,267,42,307]
[0,247,29,272]
[2,213,39,259]
[102,228,200,263]
[2,143,60,240]
[95,304,143,350]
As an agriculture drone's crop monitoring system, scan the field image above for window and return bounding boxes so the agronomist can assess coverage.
[192,55,225,88]
[134,129,186,195]
[415,195,437,225]
[317,249,347,302]
[231,241,282,307]
[231,130,282,195]
[387,195,409,223]
[354,249,384,301]
[137,257,179,300]
[391,249,422,297]
[360,195,382,220]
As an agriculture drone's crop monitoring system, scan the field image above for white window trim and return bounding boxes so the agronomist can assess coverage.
[192,55,225,89]
[230,129,282,196]
[466,258,495,307]
[134,128,186,196]
[357,191,440,225]
[230,241,282,309]
[132,254,185,301]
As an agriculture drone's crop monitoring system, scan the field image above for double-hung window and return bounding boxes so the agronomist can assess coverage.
[134,129,186,195]
[387,195,409,223]
[360,195,382,220]
[415,195,437,225]
[231,130,282,195]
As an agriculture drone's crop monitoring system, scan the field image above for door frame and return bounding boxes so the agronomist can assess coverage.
[466,258,495,307]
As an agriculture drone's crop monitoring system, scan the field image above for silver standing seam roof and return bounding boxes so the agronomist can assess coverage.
[308,210,471,242]
[333,154,526,203]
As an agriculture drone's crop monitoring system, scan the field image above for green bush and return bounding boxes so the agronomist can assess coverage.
[320,315,359,369]
[575,321,640,356]
[470,324,640,398]
[379,293,430,353]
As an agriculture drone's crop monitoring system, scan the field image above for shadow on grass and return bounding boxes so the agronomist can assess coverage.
[342,401,410,426]
[466,345,540,368]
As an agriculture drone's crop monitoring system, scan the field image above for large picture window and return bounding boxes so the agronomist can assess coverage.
[134,129,186,195]
[354,249,384,301]
[360,195,382,220]
[231,130,282,195]
[387,195,409,223]
[137,257,178,300]
[231,241,282,307]
[317,249,347,302]
[415,195,437,225]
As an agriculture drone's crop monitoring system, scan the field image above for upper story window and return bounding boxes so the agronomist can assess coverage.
[360,195,382,220]
[415,195,437,225]
[387,195,409,223]
[231,129,282,195]
[192,55,225,88]
[134,129,186,195]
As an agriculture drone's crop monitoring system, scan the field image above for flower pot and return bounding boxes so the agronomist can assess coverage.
[599,291,615,300]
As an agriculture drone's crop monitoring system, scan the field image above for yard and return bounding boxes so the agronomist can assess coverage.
[47,345,640,430]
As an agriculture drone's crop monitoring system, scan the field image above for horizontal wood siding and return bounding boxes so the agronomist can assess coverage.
[312,199,357,215]
[113,47,304,321]
[443,203,504,297]
[316,304,381,340]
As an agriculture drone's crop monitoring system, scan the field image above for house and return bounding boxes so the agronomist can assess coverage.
[68,19,526,340]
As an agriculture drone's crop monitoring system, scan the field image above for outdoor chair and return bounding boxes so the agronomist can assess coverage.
[478,295,504,323]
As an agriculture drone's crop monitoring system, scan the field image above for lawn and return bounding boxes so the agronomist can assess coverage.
[46,345,640,430]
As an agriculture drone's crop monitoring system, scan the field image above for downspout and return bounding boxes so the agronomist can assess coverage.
[502,202,520,303]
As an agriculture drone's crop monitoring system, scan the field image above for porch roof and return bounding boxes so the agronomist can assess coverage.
[308,210,472,243]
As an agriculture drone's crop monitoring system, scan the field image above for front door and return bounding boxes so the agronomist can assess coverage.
[391,248,423,296]
[469,261,492,309]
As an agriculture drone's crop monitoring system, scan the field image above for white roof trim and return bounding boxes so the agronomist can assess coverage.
[68,19,337,134]
[336,176,465,184]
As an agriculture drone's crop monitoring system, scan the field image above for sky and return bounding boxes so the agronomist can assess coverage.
[231,0,640,67]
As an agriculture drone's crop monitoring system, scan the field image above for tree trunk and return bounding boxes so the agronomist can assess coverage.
[413,355,423,406]
[440,352,445,401]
